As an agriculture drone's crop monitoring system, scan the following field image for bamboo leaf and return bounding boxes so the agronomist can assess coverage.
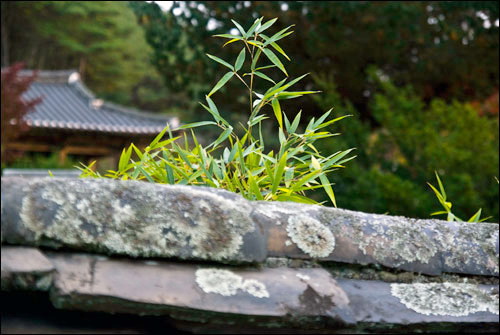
[130,143,143,160]
[435,171,447,201]
[316,115,350,130]
[319,174,337,207]
[468,209,482,223]
[256,17,277,33]
[291,170,323,191]
[431,211,448,216]
[137,166,155,183]
[206,54,234,70]
[290,111,302,133]
[311,156,321,170]
[248,114,269,127]
[253,71,276,84]
[251,48,262,71]
[178,121,217,129]
[246,17,263,37]
[427,182,448,209]
[276,194,318,204]
[278,127,286,146]
[270,42,290,61]
[208,72,234,97]
[214,34,242,39]
[284,112,291,132]
[323,149,355,169]
[248,174,264,200]
[313,109,332,128]
[231,19,247,37]
[255,64,277,71]
[262,48,287,76]
[149,126,170,149]
[151,136,180,150]
[118,146,132,171]
[165,165,175,184]
[284,167,294,188]
[264,74,308,100]
[235,48,246,71]
[272,152,288,194]
[246,40,264,47]
[277,91,320,100]
[262,25,294,46]
[205,96,220,117]
[210,127,233,148]
[223,38,241,47]
[271,99,283,129]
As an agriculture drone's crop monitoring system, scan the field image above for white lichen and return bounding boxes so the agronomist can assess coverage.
[391,282,499,316]
[195,269,243,296]
[195,268,269,298]
[296,273,311,281]
[286,215,335,258]
[241,279,270,298]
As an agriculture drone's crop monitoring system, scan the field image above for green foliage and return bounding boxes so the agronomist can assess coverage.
[312,71,499,221]
[128,1,499,124]
[79,18,354,206]
[1,1,162,107]
[428,172,492,222]
[370,70,499,220]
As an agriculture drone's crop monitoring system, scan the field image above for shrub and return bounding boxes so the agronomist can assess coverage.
[312,69,499,220]
[79,18,354,206]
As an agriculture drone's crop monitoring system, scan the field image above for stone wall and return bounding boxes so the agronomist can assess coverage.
[1,177,499,333]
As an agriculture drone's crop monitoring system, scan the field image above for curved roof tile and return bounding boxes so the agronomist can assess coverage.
[20,70,179,135]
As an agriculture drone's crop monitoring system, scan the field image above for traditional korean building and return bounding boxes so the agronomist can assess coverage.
[7,69,179,168]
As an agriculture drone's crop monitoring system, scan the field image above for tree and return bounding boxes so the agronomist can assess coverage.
[1,1,160,106]
[1,63,41,164]
[313,72,499,220]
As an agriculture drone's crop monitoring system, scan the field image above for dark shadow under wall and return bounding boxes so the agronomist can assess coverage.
[1,291,190,334]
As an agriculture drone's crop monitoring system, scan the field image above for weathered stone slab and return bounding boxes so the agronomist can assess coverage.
[2,177,498,276]
[336,278,499,328]
[1,246,54,290]
[43,252,500,333]
[1,177,267,263]
[255,201,499,276]
[46,253,356,330]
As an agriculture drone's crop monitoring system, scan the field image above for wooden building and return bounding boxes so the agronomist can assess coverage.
[7,70,179,168]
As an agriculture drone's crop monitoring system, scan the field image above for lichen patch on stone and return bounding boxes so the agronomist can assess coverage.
[321,208,499,275]
[391,282,499,316]
[241,279,270,298]
[195,269,243,296]
[286,215,335,258]
[440,223,499,275]
[195,268,269,298]
[296,273,311,281]
[18,179,256,262]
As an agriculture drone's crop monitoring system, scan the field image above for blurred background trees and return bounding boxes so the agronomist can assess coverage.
[1,1,498,220]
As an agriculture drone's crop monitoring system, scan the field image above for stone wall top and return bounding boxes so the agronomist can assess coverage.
[1,177,499,276]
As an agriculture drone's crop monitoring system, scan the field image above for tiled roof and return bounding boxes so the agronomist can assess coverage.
[19,70,179,135]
